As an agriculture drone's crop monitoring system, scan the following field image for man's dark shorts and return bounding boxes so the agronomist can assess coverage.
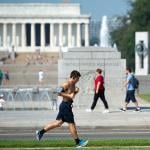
[56,101,74,123]
[125,90,136,103]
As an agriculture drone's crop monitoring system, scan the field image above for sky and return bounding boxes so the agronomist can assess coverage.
[0,0,130,21]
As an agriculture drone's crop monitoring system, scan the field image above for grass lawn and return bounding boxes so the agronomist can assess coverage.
[139,93,150,102]
[0,139,150,149]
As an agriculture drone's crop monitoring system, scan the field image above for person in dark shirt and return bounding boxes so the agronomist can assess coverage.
[0,69,3,86]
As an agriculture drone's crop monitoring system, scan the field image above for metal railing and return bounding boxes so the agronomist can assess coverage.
[0,87,58,110]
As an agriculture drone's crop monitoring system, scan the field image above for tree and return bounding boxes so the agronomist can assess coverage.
[111,0,150,70]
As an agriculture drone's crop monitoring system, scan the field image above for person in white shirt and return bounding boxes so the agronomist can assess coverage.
[38,70,44,84]
[0,94,5,111]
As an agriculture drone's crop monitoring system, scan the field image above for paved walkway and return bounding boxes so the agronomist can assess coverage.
[0,101,150,129]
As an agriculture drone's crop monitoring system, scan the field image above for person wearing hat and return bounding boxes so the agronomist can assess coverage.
[0,94,5,111]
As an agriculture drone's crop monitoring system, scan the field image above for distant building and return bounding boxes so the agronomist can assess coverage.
[89,21,100,45]
[0,3,90,52]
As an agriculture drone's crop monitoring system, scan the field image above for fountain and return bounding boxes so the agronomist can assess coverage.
[100,16,111,47]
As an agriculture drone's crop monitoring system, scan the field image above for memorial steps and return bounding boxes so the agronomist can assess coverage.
[1,52,59,87]
[0,51,9,63]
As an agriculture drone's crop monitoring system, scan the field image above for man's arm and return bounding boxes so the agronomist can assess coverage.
[124,75,131,87]
[56,82,77,100]
[59,92,75,100]
[96,81,100,93]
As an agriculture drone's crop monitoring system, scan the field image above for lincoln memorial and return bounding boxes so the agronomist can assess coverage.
[0,3,90,52]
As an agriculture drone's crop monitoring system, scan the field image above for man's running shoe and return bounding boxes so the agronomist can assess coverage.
[36,130,43,141]
[134,107,141,112]
[120,108,126,112]
[76,139,88,148]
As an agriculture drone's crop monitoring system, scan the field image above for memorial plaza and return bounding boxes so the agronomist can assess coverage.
[0,3,150,146]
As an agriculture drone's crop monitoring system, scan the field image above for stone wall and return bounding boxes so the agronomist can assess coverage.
[58,47,126,109]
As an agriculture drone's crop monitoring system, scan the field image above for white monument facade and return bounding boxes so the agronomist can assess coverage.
[0,3,90,52]
[135,32,150,75]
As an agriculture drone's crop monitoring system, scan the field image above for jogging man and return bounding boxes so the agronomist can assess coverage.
[36,70,88,148]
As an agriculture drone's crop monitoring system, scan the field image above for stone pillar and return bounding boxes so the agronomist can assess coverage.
[59,23,63,47]
[31,23,35,48]
[41,23,45,48]
[21,23,26,47]
[85,23,89,47]
[3,23,7,47]
[12,23,16,46]
[50,23,54,47]
[135,32,150,75]
[77,23,81,47]
[68,23,72,47]
[0,36,1,47]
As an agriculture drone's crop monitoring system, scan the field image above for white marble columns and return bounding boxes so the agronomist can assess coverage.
[85,23,89,47]
[0,22,89,50]
[3,23,7,47]
[12,23,16,46]
[50,23,54,47]
[41,23,45,48]
[77,23,81,47]
[59,23,63,47]
[31,23,35,48]
[21,23,26,47]
[68,23,72,47]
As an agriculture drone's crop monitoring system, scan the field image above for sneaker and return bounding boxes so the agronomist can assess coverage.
[135,107,141,112]
[36,130,43,141]
[102,109,109,113]
[86,109,92,112]
[120,108,126,112]
[76,139,88,148]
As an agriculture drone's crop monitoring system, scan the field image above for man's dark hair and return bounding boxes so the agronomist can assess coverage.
[96,68,102,74]
[126,67,132,73]
[70,70,81,79]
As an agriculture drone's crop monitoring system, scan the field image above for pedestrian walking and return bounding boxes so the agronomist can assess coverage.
[0,69,3,87]
[86,68,109,113]
[38,69,44,85]
[0,94,6,111]
[120,68,140,112]
[4,69,10,85]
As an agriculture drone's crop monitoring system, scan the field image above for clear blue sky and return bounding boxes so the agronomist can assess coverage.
[0,0,130,21]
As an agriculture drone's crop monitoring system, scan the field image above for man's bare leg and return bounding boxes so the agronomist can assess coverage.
[134,102,140,111]
[125,102,128,110]
[68,123,79,139]
[44,120,63,131]
[36,120,63,140]
[68,123,88,147]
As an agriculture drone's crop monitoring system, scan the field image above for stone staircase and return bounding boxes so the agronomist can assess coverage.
[0,51,9,64]
[1,52,59,87]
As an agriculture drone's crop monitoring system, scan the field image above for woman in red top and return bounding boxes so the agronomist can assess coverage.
[87,68,109,113]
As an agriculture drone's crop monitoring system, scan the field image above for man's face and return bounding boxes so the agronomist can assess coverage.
[73,77,80,84]
[126,70,129,75]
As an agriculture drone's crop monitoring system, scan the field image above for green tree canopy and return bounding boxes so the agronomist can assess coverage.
[111,0,150,70]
